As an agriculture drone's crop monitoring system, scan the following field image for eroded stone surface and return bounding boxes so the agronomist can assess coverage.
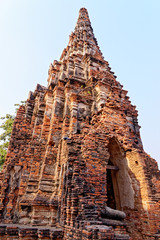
[0,8,159,240]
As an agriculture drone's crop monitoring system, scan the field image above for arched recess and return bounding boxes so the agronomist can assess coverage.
[107,137,135,210]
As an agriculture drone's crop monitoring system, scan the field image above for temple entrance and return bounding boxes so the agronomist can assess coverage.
[107,164,116,209]
[106,137,135,210]
[107,160,119,209]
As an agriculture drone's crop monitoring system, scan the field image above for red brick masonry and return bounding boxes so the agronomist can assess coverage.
[0,8,159,240]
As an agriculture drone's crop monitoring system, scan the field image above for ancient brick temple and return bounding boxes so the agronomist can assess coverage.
[0,8,159,240]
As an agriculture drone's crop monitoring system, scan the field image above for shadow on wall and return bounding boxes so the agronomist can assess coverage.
[106,137,158,239]
[107,137,134,210]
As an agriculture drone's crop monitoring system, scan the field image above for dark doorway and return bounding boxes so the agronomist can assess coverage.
[106,137,135,210]
[107,161,116,209]
[106,138,122,210]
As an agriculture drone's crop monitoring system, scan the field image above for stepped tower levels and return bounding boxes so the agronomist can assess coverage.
[0,8,159,240]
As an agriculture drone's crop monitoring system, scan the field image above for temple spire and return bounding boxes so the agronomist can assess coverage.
[74,8,96,45]
[49,8,105,88]
[76,8,91,26]
[59,8,104,62]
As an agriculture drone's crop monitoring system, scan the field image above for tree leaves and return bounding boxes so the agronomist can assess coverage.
[0,114,15,167]
[0,101,25,169]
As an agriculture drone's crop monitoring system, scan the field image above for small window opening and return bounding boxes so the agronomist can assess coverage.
[77,129,81,134]
[89,117,92,124]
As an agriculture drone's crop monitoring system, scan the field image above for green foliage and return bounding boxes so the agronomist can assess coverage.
[0,147,7,166]
[14,101,26,112]
[0,114,15,167]
[0,101,25,169]
[0,114,14,142]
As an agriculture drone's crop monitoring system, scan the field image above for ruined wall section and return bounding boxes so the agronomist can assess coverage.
[17,83,66,226]
[0,84,51,225]
[0,105,33,223]
[56,83,160,240]
[126,150,160,238]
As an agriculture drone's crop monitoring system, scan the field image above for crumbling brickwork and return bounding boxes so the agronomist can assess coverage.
[0,8,159,240]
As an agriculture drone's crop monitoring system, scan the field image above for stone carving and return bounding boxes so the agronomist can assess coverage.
[101,206,126,220]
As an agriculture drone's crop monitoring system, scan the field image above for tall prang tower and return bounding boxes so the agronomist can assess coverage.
[0,8,159,240]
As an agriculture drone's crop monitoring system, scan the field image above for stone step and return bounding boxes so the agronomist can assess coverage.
[101,218,126,227]
[0,224,63,240]
[114,234,130,240]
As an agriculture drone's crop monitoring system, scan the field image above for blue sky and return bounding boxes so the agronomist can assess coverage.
[0,0,160,167]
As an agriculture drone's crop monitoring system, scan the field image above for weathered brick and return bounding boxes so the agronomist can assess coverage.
[0,7,159,240]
